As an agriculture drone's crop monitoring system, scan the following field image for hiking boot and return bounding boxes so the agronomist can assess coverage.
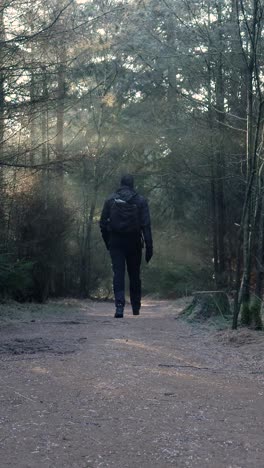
[115,304,124,318]
[132,308,140,316]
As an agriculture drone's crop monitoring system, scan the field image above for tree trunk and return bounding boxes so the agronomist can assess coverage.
[234,0,262,326]
[0,3,6,247]
[214,0,226,288]
[240,67,256,323]
[0,4,5,188]
[166,15,177,108]
[54,44,66,295]
[207,1,220,286]
[41,67,49,209]
[79,192,97,298]
[54,0,66,191]
[29,61,37,166]
[56,59,66,189]
[251,189,264,330]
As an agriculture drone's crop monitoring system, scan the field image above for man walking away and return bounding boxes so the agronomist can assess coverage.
[100,174,153,318]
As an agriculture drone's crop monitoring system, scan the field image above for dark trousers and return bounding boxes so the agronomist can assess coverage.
[110,240,142,310]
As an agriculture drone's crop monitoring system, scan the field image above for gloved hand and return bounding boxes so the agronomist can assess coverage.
[145,246,153,263]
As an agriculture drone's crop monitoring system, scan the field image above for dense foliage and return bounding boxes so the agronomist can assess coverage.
[0,0,263,327]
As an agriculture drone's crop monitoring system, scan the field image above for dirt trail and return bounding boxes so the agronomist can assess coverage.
[0,299,264,468]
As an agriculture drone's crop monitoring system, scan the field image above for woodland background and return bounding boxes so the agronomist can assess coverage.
[0,0,263,329]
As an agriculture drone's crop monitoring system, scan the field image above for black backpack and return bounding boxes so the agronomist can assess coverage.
[109,194,140,233]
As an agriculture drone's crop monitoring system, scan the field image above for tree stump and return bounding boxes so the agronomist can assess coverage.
[181,291,231,322]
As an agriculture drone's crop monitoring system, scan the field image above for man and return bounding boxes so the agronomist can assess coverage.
[100,174,153,318]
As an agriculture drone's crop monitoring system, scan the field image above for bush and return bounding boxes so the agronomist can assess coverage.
[143,263,213,298]
[6,182,74,301]
[20,199,73,300]
[0,254,34,300]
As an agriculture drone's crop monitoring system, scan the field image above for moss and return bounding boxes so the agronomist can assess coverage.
[180,291,231,326]
[0,255,34,301]
[142,264,213,298]
[241,301,251,326]
[250,299,263,331]
[179,303,196,320]
[212,292,231,318]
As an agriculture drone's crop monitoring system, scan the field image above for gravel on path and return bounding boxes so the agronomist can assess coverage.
[0,298,264,468]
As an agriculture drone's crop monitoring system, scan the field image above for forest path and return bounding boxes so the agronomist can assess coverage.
[1,298,264,468]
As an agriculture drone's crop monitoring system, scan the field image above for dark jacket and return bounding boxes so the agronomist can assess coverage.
[100,186,153,251]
